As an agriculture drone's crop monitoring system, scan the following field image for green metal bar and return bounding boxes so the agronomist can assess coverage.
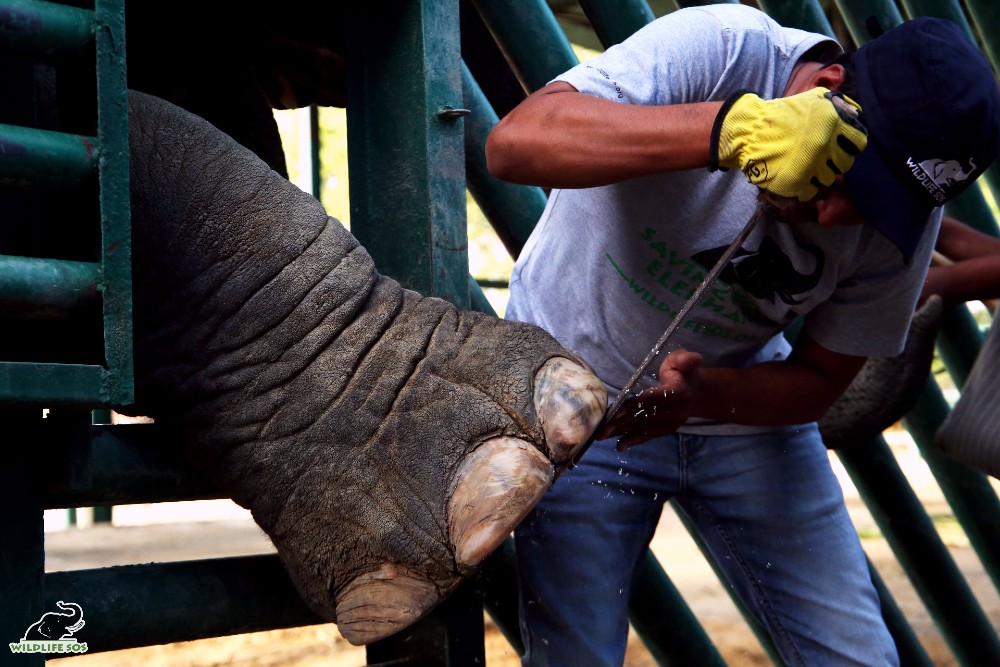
[367,580,486,666]
[0,123,97,188]
[831,0,904,44]
[577,0,655,48]
[937,305,985,390]
[39,423,218,508]
[0,254,99,317]
[0,361,109,404]
[868,560,935,667]
[757,0,835,35]
[478,537,524,654]
[88,409,112,524]
[462,62,546,259]
[903,376,1000,594]
[44,555,325,653]
[964,0,1000,71]
[94,0,132,407]
[468,274,497,316]
[346,0,470,308]
[309,104,321,199]
[471,0,578,94]
[838,437,1000,666]
[899,0,973,29]
[628,550,728,667]
[946,185,1000,237]
[0,0,93,59]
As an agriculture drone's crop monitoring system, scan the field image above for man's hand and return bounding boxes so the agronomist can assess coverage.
[597,349,703,451]
[713,87,868,201]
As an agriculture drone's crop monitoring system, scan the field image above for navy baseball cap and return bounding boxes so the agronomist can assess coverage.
[844,17,1000,262]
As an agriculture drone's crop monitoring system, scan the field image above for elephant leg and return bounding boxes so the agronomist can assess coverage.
[125,90,607,644]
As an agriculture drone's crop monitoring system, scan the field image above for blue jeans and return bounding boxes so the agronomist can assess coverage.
[515,424,898,667]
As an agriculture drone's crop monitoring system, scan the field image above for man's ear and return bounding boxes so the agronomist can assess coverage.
[813,64,847,91]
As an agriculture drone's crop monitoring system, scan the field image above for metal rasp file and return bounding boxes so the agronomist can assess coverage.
[567,199,771,468]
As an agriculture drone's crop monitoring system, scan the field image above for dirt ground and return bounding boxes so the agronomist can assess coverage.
[43,439,1000,667]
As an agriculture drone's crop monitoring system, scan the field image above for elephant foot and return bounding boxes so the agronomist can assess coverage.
[819,295,943,449]
[276,353,606,646]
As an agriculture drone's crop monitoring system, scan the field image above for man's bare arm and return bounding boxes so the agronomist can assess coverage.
[486,81,720,189]
[600,334,867,448]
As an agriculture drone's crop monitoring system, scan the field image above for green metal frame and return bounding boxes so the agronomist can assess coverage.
[0,0,133,407]
[347,0,469,309]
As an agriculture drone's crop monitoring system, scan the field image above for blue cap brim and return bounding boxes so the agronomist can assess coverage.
[844,140,934,264]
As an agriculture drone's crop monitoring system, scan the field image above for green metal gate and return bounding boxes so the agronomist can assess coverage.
[2,0,1000,665]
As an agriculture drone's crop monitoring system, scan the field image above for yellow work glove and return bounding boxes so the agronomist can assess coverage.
[711,87,868,201]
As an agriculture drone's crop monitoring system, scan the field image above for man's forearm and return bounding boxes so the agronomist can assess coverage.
[486,82,719,188]
[691,361,853,426]
[927,254,1000,306]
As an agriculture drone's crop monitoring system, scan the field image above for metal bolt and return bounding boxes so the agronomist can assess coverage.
[437,106,471,120]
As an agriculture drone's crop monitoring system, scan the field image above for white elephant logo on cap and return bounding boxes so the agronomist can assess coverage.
[919,157,977,188]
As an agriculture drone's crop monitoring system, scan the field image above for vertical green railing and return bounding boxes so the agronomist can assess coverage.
[0,0,132,407]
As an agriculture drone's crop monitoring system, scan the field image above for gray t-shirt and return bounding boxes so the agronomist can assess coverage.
[505,5,940,435]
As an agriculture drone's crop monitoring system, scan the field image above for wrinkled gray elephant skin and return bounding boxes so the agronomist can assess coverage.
[125,91,607,645]
[819,295,944,449]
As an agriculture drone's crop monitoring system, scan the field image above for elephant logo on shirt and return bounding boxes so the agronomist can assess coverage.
[693,235,824,307]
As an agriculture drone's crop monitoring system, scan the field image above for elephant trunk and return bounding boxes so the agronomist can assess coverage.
[56,601,82,629]
[56,601,80,622]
